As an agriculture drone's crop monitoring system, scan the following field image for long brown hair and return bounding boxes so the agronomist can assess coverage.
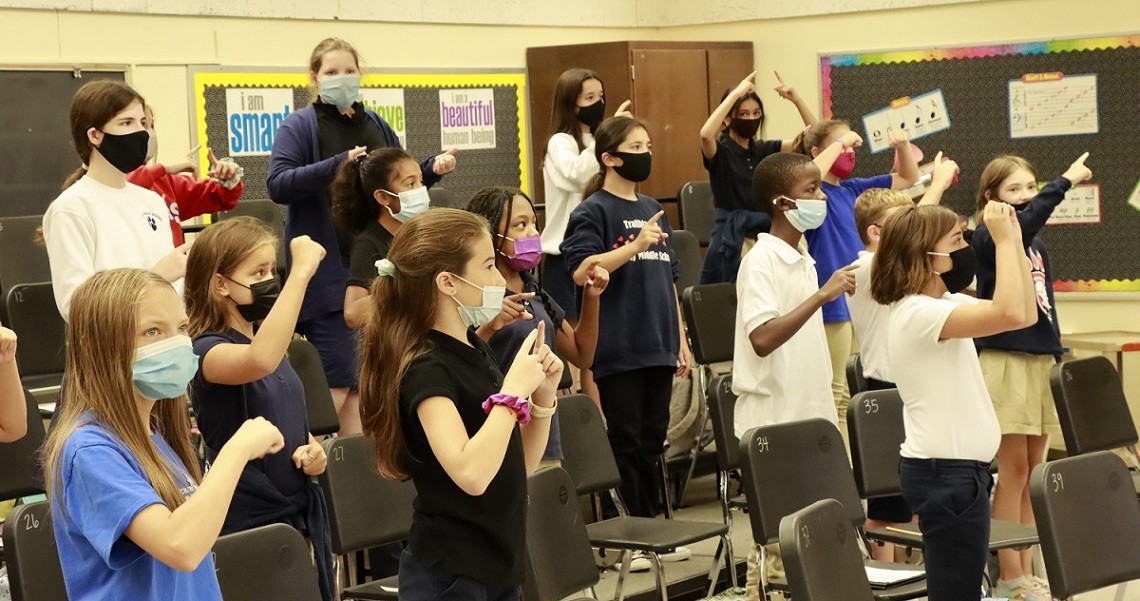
[794,118,849,156]
[359,208,490,479]
[870,205,960,304]
[185,217,277,338]
[551,68,601,152]
[329,148,415,235]
[974,155,1037,225]
[64,80,145,189]
[582,115,648,199]
[44,268,201,514]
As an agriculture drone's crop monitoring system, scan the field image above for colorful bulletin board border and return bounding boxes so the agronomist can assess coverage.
[188,67,531,194]
[820,34,1140,293]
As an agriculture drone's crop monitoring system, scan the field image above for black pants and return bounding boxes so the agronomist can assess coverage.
[594,366,674,518]
[398,550,518,601]
[900,458,992,601]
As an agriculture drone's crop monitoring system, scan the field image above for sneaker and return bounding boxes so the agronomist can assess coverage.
[1028,576,1054,600]
[617,551,652,573]
[993,576,1047,601]
[660,545,692,563]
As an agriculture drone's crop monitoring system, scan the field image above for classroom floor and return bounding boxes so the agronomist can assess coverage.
[591,471,1140,601]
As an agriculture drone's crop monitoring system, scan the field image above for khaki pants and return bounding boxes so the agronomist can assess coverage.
[745,544,785,601]
[825,320,857,452]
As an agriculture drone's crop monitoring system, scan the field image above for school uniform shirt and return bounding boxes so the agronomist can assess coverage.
[43,175,178,320]
[347,220,395,290]
[560,190,680,380]
[732,234,834,437]
[846,250,892,382]
[888,293,1001,462]
[540,132,597,255]
[486,273,565,460]
[805,174,893,323]
[704,136,782,213]
[400,329,526,587]
[972,177,1069,357]
[54,419,222,601]
[127,164,243,246]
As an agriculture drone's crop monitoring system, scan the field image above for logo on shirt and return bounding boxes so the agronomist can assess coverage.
[1028,247,1052,322]
[611,219,671,263]
[143,211,162,232]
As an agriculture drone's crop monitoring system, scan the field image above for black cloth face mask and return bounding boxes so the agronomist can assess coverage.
[577,100,605,132]
[96,129,150,173]
[928,246,976,294]
[226,276,281,322]
[610,151,652,183]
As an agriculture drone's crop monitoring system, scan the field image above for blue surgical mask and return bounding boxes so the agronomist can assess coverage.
[133,335,198,400]
[318,74,361,110]
[780,197,828,232]
[383,186,431,223]
[450,274,506,328]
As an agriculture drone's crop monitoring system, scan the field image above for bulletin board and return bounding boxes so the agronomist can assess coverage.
[820,35,1140,292]
[187,67,531,206]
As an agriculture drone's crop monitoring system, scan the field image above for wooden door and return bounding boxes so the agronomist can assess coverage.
[706,47,755,115]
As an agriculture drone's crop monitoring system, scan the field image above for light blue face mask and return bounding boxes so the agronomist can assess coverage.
[450,274,506,328]
[133,335,198,400]
[779,196,828,232]
[318,74,361,110]
[382,186,431,223]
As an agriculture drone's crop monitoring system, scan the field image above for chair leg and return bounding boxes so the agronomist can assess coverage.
[659,452,675,519]
[614,549,632,601]
[650,552,669,601]
[610,488,632,518]
[1115,582,1129,601]
[757,543,768,599]
[706,534,729,598]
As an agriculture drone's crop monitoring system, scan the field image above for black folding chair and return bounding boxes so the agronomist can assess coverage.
[213,523,323,601]
[288,338,340,437]
[704,374,742,585]
[524,467,600,601]
[318,434,415,600]
[671,229,702,297]
[2,501,67,601]
[677,181,714,246]
[0,215,51,324]
[558,394,730,601]
[739,418,927,600]
[427,185,460,209]
[780,499,876,601]
[6,282,66,394]
[0,388,47,501]
[846,353,867,397]
[1030,452,1140,599]
[1050,355,1140,493]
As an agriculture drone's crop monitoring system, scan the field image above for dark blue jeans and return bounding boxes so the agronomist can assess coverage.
[899,458,992,601]
[398,550,519,601]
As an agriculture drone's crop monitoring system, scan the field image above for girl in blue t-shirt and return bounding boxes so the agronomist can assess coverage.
[184,216,337,600]
[43,268,285,601]
[561,116,693,525]
[465,186,610,461]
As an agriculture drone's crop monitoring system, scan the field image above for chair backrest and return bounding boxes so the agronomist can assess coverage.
[427,185,460,209]
[0,388,48,500]
[318,434,416,554]
[780,499,875,601]
[671,229,702,296]
[1049,356,1138,455]
[738,418,866,545]
[845,354,866,396]
[287,338,340,437]
[523,467,601,601]
[558,394,623,497]
[213,523,323,601]
[681,283,736,366]
[0,215,52,305]
[6,282,66,378]
[846,389,905,500]
[2,501,67,601]
[217,199,288,272]
[1030,451,1140,598]
[706,375,740,472]
[678,181,715,246]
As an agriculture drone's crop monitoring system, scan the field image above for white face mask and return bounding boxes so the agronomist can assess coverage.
[383,186,431,223]
[449,273,506,328]
[778,197,828,232]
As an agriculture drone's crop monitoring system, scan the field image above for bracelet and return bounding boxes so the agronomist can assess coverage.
[529,398,557,419]
[482,393,531,425]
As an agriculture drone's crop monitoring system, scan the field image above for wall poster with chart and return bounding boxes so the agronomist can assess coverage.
[821,34,1140,292]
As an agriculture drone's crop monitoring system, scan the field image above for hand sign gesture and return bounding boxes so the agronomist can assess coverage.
[501,322,551,400]
[583,259,610,298]
[207,148,238,182]
[773,71,797,101]
[488,292,535,333]
[930,151,960,188]
[635,211,668,251]
[0,327,17,365]
[1062,152,1092,185]
[733,72,757,99]
[433,148,459,175]
[613,100,633,119]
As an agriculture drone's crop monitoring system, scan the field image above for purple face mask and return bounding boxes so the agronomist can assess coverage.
[499,234,543,271]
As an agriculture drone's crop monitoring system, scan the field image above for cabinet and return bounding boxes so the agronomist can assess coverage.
[526,41,754,202]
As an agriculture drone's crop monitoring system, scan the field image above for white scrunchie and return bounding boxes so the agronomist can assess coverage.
[375,258,397,277]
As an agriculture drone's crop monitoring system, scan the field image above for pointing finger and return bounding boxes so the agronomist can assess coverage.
[647,210,664,225]
[773,70,784,84]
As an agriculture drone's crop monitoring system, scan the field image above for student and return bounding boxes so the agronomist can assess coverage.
[127,104,245,246]
[561,116,692,553]
[972,152,1092,601]
[540,68,630,321]
[329,147,426,328]
[0,325,27,443]
[357,208,561,601]
[698,71,818,284]
[43,268,285,601]
[44,80,190,319]
[801,121,920,442]
[184,218,335,600]
[465,186,610,462]
[845,155,959,562]
[871,202,1036,600]
[732,152,855,597]
[267,37,457,435]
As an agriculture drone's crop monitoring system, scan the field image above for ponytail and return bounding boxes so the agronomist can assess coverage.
[797,119,849,157]
[62,166,87,190]
[329,147,415,236]
[582,171,605,200]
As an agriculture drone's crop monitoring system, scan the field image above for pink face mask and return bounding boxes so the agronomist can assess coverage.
[830,151,857,179]
[499,234,543,271]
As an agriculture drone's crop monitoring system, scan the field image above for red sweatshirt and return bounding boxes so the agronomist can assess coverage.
[127,164,243,245]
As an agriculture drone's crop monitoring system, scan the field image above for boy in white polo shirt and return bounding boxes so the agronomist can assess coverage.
[732,152,856,600]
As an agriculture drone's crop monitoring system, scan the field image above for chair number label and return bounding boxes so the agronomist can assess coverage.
[333,446,344,462]
[863,399,879,414]
[24,513,40,530]
[756,436,770,453]
[1051,473,1064,493]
